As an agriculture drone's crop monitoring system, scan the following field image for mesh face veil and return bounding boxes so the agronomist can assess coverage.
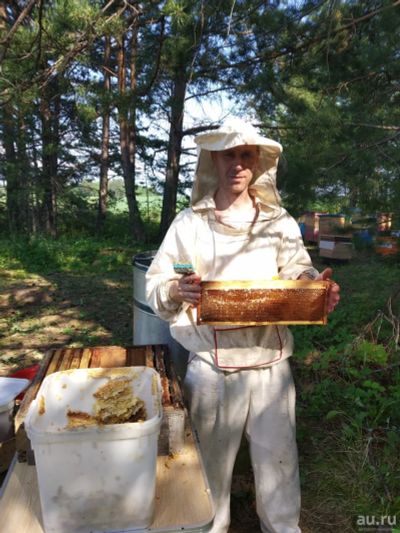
[191,118,283,211]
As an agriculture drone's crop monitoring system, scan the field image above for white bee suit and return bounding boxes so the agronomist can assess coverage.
[146,119,317,532]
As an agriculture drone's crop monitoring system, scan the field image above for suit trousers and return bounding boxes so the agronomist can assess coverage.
[183,356,301,533]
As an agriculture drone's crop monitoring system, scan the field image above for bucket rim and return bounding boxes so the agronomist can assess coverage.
[132,250,158,269]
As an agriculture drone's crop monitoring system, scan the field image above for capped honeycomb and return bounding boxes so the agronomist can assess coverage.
[197,280,329,326]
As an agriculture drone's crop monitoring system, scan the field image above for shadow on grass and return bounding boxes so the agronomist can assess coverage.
[47,271,133,346]
[0,237,153,359]
[0,268,134,373]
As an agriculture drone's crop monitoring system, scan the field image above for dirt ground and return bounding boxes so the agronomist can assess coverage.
[0,267,267,532]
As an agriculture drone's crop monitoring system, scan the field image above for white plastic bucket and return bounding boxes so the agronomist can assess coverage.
[25,367,162,533]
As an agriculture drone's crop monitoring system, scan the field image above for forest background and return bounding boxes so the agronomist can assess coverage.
[1,1,400,532]
[1,0,399,238]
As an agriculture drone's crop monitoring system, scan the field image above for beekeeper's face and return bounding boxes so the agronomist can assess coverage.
[211,145,259,196]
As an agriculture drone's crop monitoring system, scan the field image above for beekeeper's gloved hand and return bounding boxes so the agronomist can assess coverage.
[169,273,201,307]
[317,267,340,313]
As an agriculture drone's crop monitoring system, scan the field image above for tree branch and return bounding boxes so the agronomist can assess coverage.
[208,0,400,72]
[35,0,44,68]
[322,132,400,172]
[326,71,384,94]
[0,0,38,63]
[346,123,400,131]
[182,123,220,137]
[183,120,304,137]
[0,0,123,104]
[184,85,234,101]
[137,15,165,97]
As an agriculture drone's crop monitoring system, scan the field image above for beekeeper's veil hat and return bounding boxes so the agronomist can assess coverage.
[191,117,283,209]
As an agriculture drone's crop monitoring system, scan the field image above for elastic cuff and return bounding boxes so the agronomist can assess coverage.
[160,280,181,312]
[298,267,319,280]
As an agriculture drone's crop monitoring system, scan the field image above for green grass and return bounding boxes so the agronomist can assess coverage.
[0,235,154,275]
[0,233,142,368]
[293,253,400,529]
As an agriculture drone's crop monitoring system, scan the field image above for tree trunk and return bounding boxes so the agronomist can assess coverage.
[29,117,40,234]
[116,24,144,242]
[159,73,187,239]
[1,2,29,234]
[39,76,60,236]
[97,35,111,233]
[15,109,32,232]
[3,103,21,233]
[1,2,17,233]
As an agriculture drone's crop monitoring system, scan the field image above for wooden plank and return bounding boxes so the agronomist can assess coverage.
[153,429,213,529]
[154,345,171,406]
[126,346,146,366]
[44,348,64,375]
[145,345,155,368]
[98,346,127,368]
[70,348,82,369]
[0,461,44,533]
[163,347,184,409]
[89,347,102,368]
[58,348,75,371]
[14,350,54,463]
[79,347,92,369]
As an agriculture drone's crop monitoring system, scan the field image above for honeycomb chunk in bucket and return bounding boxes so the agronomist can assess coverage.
[66,377,146,428]
[93,377,146,424]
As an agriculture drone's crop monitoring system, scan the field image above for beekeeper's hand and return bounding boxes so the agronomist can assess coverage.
[169,273,201,307]
[317,268,340,313]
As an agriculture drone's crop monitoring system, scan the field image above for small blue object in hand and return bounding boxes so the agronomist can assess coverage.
[174,263,195,275]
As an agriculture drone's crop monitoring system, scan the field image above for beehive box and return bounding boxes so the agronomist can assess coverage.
[375,235,399,256]
[197,280,330,326]
[15,345,185,462]
[318,214,346,236]
[377,212,392,232]
[298,212,323,242]
[319,234,353,260]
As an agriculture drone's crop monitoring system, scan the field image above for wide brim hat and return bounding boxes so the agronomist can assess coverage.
[191,118,283,208]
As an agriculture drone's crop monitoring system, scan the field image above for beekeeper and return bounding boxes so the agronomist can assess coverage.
[146,118,340,533]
